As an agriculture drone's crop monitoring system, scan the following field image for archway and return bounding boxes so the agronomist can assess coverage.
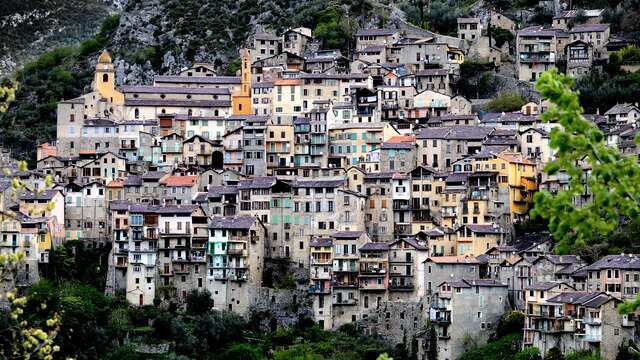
[212,151,223,170]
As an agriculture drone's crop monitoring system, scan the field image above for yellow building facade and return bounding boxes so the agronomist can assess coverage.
[232,48,253,115]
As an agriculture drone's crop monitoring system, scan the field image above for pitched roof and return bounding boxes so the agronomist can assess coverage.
[416,126,493,140]
[310,237,333,247]
[416,69,449,76]
[360,242,390,251]
[332,231,365,239]
[525,281,570,291]
[238,177,277,189]
[154,75,240,84]
[604,103,639,115]
[120,85,230,95]
[356,28,398,36]
[518,26,564,37]
[209,215,257,229]
[462,224,504,234]
[583,254,640,271]
[570,23,610,33]
[207,185,239,197]
[457,17,480,24]
[424,256,480,264]
[160,175,198,187]
[292,179,345,188]
[124,99,231,107]
[20,190,61,201]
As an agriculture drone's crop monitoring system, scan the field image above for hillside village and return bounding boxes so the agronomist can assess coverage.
[1,0,640,359]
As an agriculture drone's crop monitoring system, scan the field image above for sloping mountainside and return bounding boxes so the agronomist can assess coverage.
[0,0,389,162]
[0,0,118,77]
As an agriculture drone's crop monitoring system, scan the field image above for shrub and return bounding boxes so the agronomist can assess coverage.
[221,343,264,360]
[485,92,526,112]
[185,289,214,315]
[515,347,542,360]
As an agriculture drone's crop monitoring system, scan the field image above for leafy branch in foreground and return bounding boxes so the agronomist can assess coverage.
[530,69,640,254]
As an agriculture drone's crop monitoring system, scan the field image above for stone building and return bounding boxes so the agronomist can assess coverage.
[430,279,509,360]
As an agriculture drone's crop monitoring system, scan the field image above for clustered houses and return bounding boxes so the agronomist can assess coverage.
[0,17,633,360]
[515,11,611,81]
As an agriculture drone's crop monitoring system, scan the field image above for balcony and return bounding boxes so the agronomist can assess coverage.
[230,272,248,282]
[583,317,601,325]
[393,202,411,210]
[308,285,331,294]
[311,270,332,280]
[359,266,387,275]
[311,257,332,265]
[584,333,601,343]
[227,248,248,256]
[359,282,387,291]
[173,264,191,274]
[333,265,358,272]
[389,281,414,291]
[333,298,358,306]
[332,280,358,288]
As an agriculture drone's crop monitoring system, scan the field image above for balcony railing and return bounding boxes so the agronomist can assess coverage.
[332,298,358,306]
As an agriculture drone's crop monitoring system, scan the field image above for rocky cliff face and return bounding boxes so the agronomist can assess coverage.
[0,0,390,162]
[0,0,120,78]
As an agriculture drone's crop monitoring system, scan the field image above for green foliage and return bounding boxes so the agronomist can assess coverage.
[226,58,242,76]
[313,6,356,52]
[531,69,640,255]
[490,26,514,48]
[185,289,214,315]
[564,351,601,360]
[484,92,526,112]
[529,6,554,26]
[401,0,471,35]
[574,71,640,114]
[515,347,542,360]
[494,311,525,338]
[0,13,120,163]
[221,343,265,360]
[278,272,296,289]
[49,240,111,289]
[458,333,523,360]
[456,61,498,99]
[0,80,17,112]
[545,347,565,360]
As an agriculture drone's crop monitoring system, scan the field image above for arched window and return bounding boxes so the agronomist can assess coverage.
[188,109,193,116]
[134,108,139,119]
[214,110,219,116]
[102,74,109,82]
[238,104,243,111]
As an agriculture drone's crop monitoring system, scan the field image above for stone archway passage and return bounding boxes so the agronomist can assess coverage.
[212,151,223,170]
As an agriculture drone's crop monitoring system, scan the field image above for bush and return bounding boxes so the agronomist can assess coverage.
[515,347,542,360]
[220,343,265,360]
[495,311,525,338]
[485,92,526,112]
[491,26,514,48]
[458,333,523,360]
[545,347,564,360]
[185,289,214,315]
[565,351,601,360]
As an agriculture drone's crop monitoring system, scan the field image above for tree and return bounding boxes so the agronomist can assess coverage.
[531,69,640,254]
[185,289,214,315]
[426,322,438,360]
[484,92,526,112]
[0,254,61,360]
[544,347,564,360]
[515,347,542,360]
